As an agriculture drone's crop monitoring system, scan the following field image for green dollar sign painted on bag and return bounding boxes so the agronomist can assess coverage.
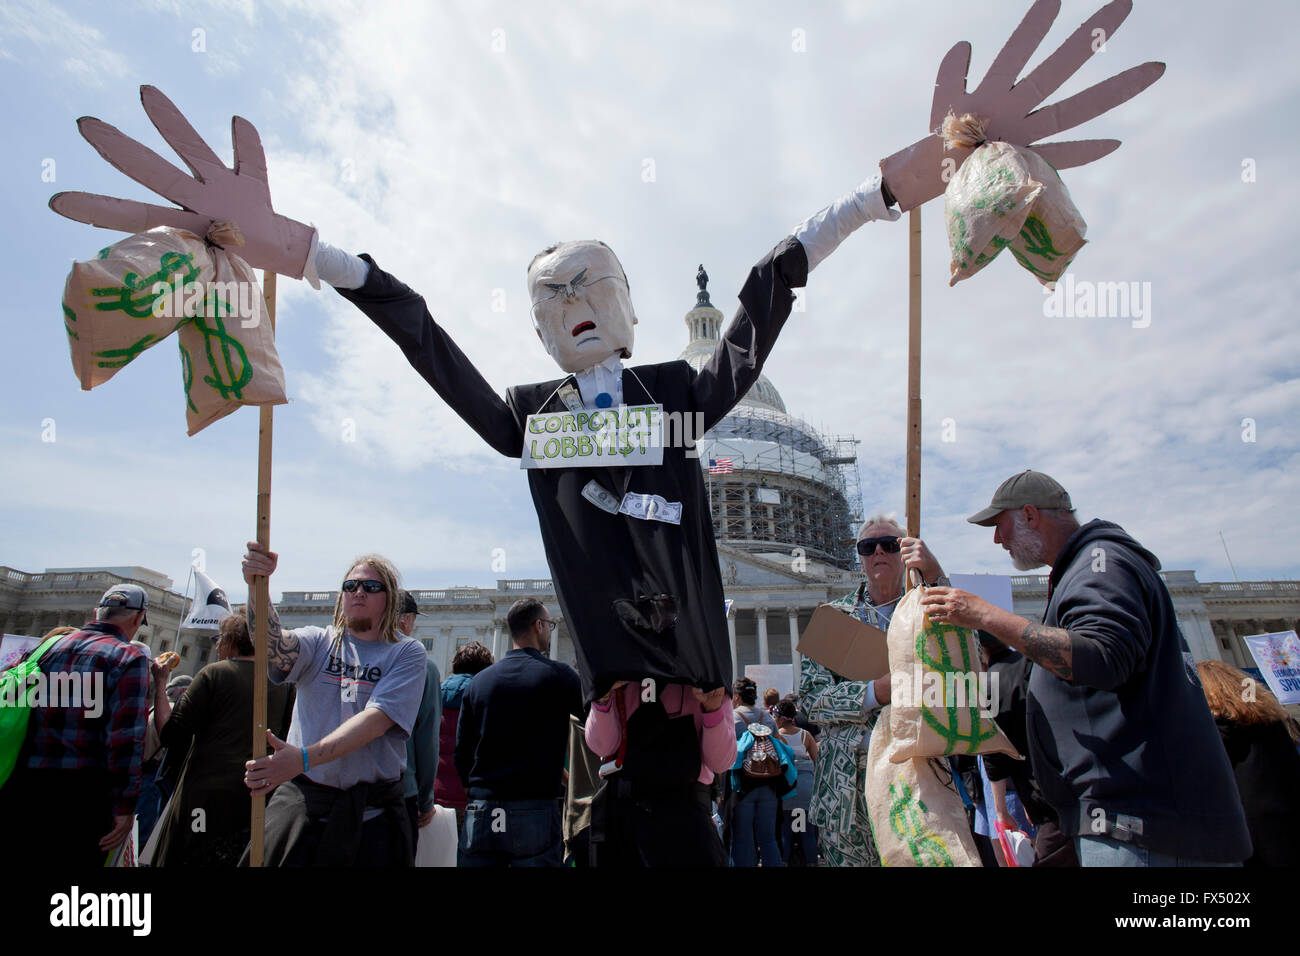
[1010,214,1071,279]
[888,779,954,867]
[948,210,974,267]
[179,342,197,414]
[62,303,78,341]
[93,316,187,370]
[973,234,1011,268]
[90,251,199,319]
[915,620,997,753]
[970,165,1019,218]
[1019,214,1065,261]
[193,308,251,400]
[95,333,161,369]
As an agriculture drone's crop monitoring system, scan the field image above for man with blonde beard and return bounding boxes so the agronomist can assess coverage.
[239,543,429,866]
[923,471,1250,866]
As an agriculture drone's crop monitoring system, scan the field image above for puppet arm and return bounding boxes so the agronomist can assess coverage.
[792,175,901,272]
[331,255,525,458]
[690,236,807,431]
[690,174,900,429]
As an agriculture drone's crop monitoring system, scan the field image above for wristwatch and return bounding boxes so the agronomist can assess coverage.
[929,574,951,587]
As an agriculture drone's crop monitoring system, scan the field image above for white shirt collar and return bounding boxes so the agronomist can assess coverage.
[572,353,625,408]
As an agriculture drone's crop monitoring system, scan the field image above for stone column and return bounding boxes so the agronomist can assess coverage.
[549,619,560,660]
[788,608,801,680]
[727,614,738,684]
[491,619,502,660]
[756,606,769,666]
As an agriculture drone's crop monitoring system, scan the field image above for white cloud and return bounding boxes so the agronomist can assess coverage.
[0,0,130,83]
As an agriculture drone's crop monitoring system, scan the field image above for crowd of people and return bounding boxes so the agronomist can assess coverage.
[3,471,1298,868]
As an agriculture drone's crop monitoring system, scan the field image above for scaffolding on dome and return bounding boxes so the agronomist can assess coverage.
[701,405,862,569]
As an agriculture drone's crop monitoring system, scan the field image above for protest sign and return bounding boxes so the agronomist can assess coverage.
[1242,630,1300,706]
[521,404,664,469]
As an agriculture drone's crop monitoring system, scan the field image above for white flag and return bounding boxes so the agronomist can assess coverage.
[182,569,232,631]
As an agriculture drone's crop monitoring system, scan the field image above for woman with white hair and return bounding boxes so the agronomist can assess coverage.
[797,513,947,866]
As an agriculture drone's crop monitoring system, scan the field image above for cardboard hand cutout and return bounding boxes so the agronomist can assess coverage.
[880,0,1164,211]
[48,86,314,278]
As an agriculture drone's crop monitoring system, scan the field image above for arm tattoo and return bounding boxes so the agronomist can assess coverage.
[1019,623,1074,681]
[249,599,298,678]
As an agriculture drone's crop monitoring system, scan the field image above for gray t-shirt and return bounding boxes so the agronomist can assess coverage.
[277,626,428,791]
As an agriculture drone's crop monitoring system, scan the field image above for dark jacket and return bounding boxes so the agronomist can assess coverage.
[982,648,1056,827]
[1215,717,1300,867]
[433,672,474,810]
[154,659,293,866]
[339,238,808,701]
[454,648,583,800]
[1028,520,1251,862]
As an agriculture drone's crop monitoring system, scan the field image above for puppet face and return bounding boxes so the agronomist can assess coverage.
[528,241,637,374]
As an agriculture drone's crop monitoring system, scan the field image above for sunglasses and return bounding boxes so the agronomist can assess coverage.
[856,536,901,556]
[341,579,387,594]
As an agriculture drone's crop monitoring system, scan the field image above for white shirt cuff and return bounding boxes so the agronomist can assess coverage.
[863,680,880,713]
[308,236,371,290]
[793,174,901,273]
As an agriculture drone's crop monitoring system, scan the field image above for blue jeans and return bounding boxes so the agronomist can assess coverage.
[1075,835,1240,867]
[781,810,819,866]
[458,798,563,867]
[732,786,783,867]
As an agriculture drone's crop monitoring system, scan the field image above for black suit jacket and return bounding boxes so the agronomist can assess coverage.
[339,237,809,701]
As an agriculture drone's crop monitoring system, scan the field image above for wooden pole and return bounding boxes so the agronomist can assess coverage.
[905,207,922,590]
[249,270,276,866]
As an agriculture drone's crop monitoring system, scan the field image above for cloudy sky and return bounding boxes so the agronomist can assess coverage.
[1,0,1296,604]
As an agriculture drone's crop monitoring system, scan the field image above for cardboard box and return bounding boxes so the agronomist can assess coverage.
[797,604,889,683]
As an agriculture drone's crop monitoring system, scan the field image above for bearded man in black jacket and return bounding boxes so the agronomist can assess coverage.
[922,470,1251,867]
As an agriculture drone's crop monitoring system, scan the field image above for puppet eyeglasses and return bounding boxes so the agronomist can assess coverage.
[856,536,901,556]
[341,579,386,594]
[529,271,625,317]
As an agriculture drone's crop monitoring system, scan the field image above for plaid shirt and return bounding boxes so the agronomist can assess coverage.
[21,621,149,816]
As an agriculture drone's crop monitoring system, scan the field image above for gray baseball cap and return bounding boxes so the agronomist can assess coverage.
[967,470,1073,526]
[98,583,149,624]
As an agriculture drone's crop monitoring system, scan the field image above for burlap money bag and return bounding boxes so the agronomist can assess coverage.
[886,586,1017,762]
[943,113,1087,287]
[61,226,287,435]
[866,705,982,867]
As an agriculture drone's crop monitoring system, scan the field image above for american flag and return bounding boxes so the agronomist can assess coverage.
[708,457,734,475]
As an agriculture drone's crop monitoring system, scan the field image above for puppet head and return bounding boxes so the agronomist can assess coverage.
[527,240,637,374]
